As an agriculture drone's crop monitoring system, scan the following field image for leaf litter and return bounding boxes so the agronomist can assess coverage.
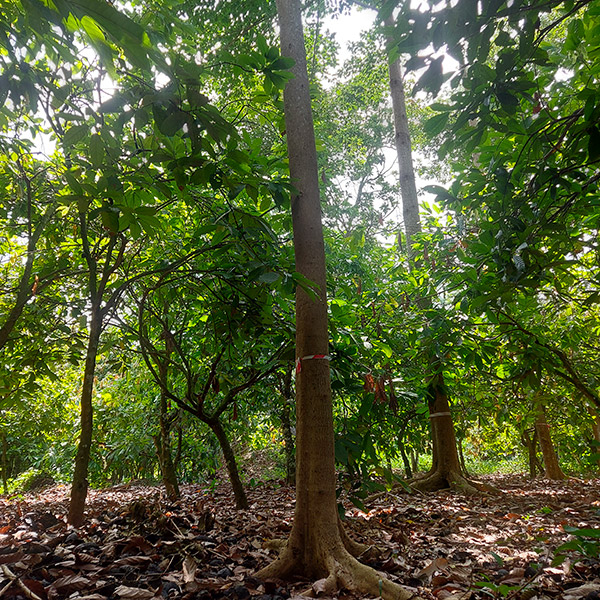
[0,475,599,600]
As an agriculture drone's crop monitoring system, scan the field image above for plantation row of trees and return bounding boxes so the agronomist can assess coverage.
[2,0,600,594]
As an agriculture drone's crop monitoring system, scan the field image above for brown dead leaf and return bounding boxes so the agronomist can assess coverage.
[415,556,450,581]
[47,574,90,600]
[312,576,335,595]
[114,585,155,599]
[21,578,47,600]
[182,555,197,583]
[0,550,24,565]
[113,555,154,567]
[120,536,153,555]
[563,583,600,599]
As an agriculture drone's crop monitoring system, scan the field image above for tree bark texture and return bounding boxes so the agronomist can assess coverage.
[256,3,420,598]
[521,428,543,478]
[385,15,421,256]
[155,355,180,501]
[68,310,102,526]
[535,402,566,480]
[207,417,249,510]
[385,13,484,495]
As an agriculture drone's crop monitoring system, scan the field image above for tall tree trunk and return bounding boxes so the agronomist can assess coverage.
[410,447,419,474]
[535,401,566,480]
[206,417,248,510]
[256,3,419,598]
[385,14,486,494]
[68,309,102,526]
[385,14,421,256]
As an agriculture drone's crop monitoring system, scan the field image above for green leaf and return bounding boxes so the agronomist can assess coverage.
[424,112,449,137]
[588,126,600,162]
[563,526,600,538]
[258,271,280,284]
[89,133,104,168]
[99,95,126,113]
[63,124,88,147]
[269,56,294,70]
[158,110,188,136]
[100,207,119,233]
[80,14,105,43]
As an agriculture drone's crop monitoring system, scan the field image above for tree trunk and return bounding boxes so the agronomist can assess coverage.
[256,3,419,598]
[398,440,412,478]
[385,15,421,256]
[68,309,102,526]
[279,363,296,485]
[411,373,465,490]
[385,14,487,495]
[206,417,248,510]
[153,395,180,501]
[155,354,180,501]
[0,197,52,352]
[521,428,542,478]
[410,448,419,474]
[535,402,566,480]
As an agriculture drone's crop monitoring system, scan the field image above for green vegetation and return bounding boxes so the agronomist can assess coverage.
[1,0,600,593]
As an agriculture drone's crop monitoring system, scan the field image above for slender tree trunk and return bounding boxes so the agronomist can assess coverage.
[416,374,464,489]
[384,14,485,494]
[535,401,566,480]
[398,441,412,478]
[256,3,419,598]
[153,392,180,501]
[410,448,419,474]
[385,15,421,255]
[68,309,102,526]
[521,428,542,478]
[0,197,52,352]
[206,417,248,510]
[155,352,180,500]
[175,414,182,468]
[279,363,296,485]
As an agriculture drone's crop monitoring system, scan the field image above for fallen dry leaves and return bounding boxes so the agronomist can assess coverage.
[0,475,599,600]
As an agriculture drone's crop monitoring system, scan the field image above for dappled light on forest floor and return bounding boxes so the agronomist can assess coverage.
[0,475,599,599]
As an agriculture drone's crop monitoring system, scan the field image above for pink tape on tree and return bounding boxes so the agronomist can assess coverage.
[295,354,331,374]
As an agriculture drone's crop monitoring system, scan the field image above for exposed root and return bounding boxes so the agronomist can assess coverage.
[328,549,421,600]
[257,542,422,600]
[262,538,287,551]
[408,469,501,495]
[338,515,370,557]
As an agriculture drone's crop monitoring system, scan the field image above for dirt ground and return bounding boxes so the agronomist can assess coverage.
[0,474,599,599]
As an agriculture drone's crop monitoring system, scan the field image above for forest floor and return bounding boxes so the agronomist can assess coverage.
[0,474,599,600]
